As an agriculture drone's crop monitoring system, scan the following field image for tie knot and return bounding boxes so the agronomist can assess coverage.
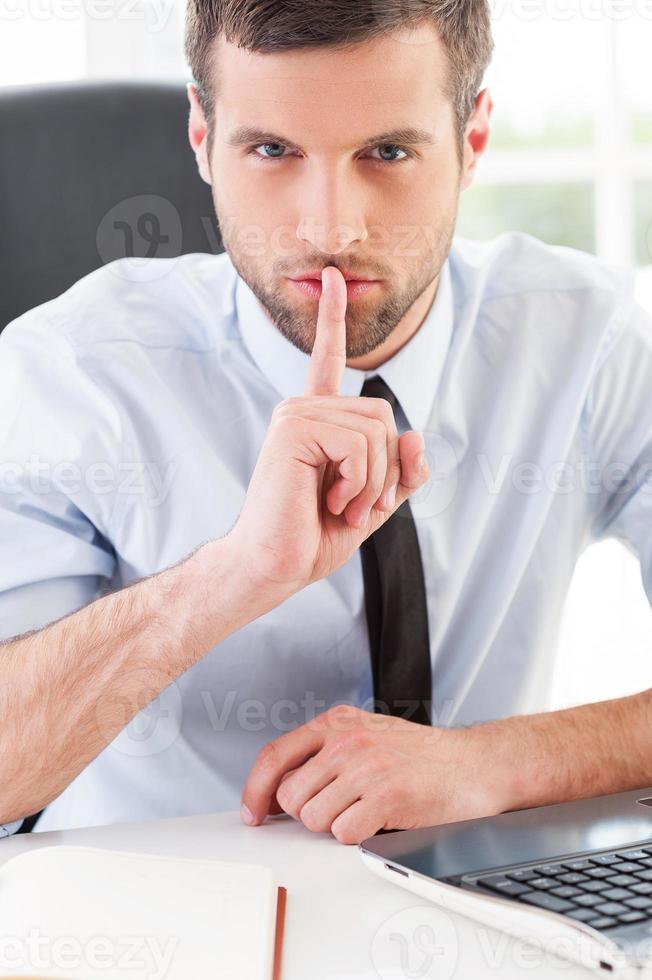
[360,374,398,410]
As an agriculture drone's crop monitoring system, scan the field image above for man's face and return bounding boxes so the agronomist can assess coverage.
[192,23,472,360]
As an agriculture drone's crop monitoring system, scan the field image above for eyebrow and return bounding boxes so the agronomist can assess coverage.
[224,125,437,151]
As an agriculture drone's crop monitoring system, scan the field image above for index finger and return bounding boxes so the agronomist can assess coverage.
[303,266,348,397]
[241,726,324,825]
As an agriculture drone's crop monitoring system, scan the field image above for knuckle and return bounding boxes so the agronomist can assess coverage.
[367,750,391,773]
[331,817,361,845]
[274,396,302,417]
[256,741,280,771]
[275,782,299,817]
[330,730,369,756]
[376,399,395,431]
[299,802,326,833]
[325,704,360,733]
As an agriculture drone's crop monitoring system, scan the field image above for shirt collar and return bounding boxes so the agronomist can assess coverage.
[235,258,454,432]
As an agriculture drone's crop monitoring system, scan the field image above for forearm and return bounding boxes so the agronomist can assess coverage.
[474,690,652,813]
[0,534,273,823]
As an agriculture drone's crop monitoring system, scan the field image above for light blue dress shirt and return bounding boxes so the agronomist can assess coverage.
[1,231,651,834]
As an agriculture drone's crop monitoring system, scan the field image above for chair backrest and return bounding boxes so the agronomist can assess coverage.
[0,80,223,332]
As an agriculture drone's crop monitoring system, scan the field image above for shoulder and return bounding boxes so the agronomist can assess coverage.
[449,230,634,304]
[448,231,638,363]
[0,251,239,358]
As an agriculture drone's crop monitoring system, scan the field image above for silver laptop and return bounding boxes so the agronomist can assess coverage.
[359,787,652,976]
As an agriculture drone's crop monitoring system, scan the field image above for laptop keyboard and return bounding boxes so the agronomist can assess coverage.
[472,847,652,932]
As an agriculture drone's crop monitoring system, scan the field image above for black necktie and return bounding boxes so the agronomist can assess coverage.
[359,375,432,726]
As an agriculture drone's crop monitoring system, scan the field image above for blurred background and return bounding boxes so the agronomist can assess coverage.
[1,0,651,713]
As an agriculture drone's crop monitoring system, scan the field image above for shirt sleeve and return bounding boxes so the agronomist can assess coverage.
[0,821,24,838]
[584,297,652,606]
[0,310,121,639]
[0,310,127,835]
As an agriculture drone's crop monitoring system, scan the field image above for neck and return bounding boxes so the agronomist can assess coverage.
[346,274,440,371]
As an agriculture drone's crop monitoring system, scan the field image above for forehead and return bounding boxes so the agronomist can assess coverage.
[212,23,451,141]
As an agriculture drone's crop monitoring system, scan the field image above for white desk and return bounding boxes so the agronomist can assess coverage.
[0,810,597,979]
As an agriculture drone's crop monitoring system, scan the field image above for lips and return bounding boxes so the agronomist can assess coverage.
[289,271,377,283]
[287,277,380,301]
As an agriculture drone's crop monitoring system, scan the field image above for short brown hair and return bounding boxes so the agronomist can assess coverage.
[185,0,493,154]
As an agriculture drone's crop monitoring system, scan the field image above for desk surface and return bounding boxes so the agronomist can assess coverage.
[0,810,597,979]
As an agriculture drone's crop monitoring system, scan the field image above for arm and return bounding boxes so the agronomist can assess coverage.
[240,296,652,843]
[240,692,652,845]
[0,266,427,825]
[0,534,262,824]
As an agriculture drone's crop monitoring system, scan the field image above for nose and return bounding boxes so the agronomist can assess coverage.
[295,167,368,254]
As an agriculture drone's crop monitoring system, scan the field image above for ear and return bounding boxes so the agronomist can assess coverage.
[460,88,493,193]
[187,82,212,186]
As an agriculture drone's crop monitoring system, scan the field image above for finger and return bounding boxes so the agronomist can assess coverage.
[393,431,430,509]
[297,771,364,835]
[281,416,369,523]
[283,407,389,522]
[275,747,346,820]
[330,797,386,845]
[241,727,325,825]
[280,396,401,513]
[303,267,348,397]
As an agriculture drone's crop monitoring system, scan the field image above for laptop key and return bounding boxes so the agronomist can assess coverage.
[507,869,539,882]
[616,850,649,861]
[529,878,556,890]
[595,902,629,916]
[563,860,595,871]
[592,854,621,865]
[589,917,618,930]
[624,896,652,910]
[581,880,609,892]
[520,892,573,913]
[551,886,582,898]
[602,888,634,902]
[567,908,600,922]
[635,870,652,881]
[607,875,638,887]
[533,864,563,875]
[632,882,652,895]
[477,877,530,897]
[618,911,648,924]
[575,894,602,907]
[558,873,590,885]
[613,862,643,874]
[585,867,613,879]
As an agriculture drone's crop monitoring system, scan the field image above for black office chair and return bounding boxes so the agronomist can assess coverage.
[0,80,223,332]
[0,81,223,831]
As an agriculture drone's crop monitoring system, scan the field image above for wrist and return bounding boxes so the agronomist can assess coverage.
[455,717,546,816]
[186,532,293,645]
[465,713,566,815]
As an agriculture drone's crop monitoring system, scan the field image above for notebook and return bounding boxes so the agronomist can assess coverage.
[0,845,287,980]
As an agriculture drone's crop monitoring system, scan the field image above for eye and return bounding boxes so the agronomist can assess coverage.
[251,143,292,160]
[367,144,410,164]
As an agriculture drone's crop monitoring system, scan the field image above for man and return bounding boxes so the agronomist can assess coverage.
[1,0,651,846]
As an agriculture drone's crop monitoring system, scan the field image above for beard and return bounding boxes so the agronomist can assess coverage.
[213,204,457,360]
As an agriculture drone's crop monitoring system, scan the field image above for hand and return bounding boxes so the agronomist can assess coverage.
[229,266,429,604]
[240,705,514,844]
